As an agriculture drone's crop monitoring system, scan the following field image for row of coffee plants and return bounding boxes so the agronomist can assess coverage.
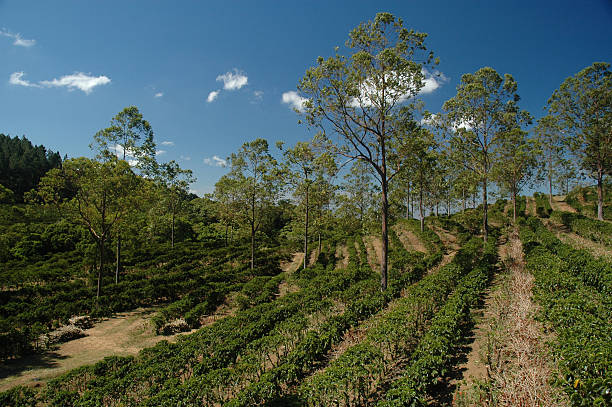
[565,186,612,220]
[534,192,553,218]
[0,241,276,360]
[521,217,611,295]
[550,210,612,247]
[520,218,611,406]
[19,247,376,405]
[222,226,449,405]
[377,237,497,406]
[299,236,496,406]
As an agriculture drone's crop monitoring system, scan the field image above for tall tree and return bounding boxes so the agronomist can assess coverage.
[36,157,138,300]
[280,141,335,269]
[492,128,539,223]
[221,139,280,270]
[548,62,611,220]
[299,12,436,290]
[91,106,158,282]
[443,67,527,241]
[534,115,565,205]
[159,160,195,248]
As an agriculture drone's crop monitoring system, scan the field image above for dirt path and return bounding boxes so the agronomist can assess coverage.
[453,230,568,406]
[393,224,427,253]
[430,224,460,251]
[544,220,612,261]
[334,244,349,270]
[525,196,537,217]
[281,252,304,273]
[363,235,383,271]
[0,307,197,391]
[550,196,577,213]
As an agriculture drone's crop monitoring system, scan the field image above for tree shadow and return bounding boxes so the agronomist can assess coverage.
[0,349,69,380]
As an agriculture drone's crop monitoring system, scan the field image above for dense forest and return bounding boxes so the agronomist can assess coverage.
[0,12,610,407]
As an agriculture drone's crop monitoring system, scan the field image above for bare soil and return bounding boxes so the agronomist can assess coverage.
[525,197,537,217]
[0,307,197,391]
[545,219,612,261]
[452,230,568,406]
[280,252,305,273]
[335,244,349,270]
[363,235,383,271]
[550,195,577,213]
[393,224,427,252]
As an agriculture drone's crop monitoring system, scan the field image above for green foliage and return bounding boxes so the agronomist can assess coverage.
[0,134,62,202]
[520,218,611,405]
[534,192,553,218]
[551,210,612,246]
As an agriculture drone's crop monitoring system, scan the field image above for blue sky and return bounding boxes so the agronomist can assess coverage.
[2,0,611,195]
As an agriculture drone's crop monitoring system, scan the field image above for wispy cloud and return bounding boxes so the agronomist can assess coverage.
[154,92,163,98]
[254,90,264,100]
[0,28,35,47]
[180,155,191,161]
[160,141,174,146]
[10,71,111,94]
[203,155,227,167]
[281,91,307,112]
[207,90,220,103]
[156,150,166,156]
[9,71,40,87]
[216,69,248,91]
[40,72,111,94]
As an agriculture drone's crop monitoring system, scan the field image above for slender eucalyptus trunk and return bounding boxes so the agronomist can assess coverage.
[482,177,488,243]
[96,239,105,301]
[462,188,466,212]
[250,195,255,271]
[171,210,175,249]
[115,235,121,284]
[419,185,424,232]
[303,184,309,270]
[512,189,517,224]
[597,166,604,221]
[380,178,389,292]
[224,223,228,247]
[548,156,554,206]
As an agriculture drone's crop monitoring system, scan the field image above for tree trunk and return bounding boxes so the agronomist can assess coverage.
[512,189,517,224]
[462,188,466,212]
[224,223,228,247]
[435,203,439,217]
[171,210,175,249]
[548,156,554,206]
[472,192,476,209]
[597,166,604,221]
[482,178,488,243]
[115,234,121,284]
[303,184,309,270]
[250,222,255,271]
[419,186,424,232]
[380,179,389,292]
[96,239,105,301]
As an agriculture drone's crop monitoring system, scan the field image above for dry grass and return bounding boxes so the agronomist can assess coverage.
[335,244,350,270]
[0,307,197,391]
[455,229,568,406]
[363,235,383,271]
[392,224,428,253]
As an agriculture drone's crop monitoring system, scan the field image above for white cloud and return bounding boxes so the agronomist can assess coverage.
[203,155,227,167]
[40,72,110,94]
[420,114,439,126]
[0,29,36,47]
[216,69,248,91]
[453,119,473,131]
[9,71,40,87]
[281,91,307,112]
[154,92,163,98]
[180,155,191,161]
[156,150,166,156]
[160,141,174,146]
[207,90,220,103]
[419,70,448,95]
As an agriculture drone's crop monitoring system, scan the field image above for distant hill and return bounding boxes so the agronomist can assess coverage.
[0,134,62,202]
